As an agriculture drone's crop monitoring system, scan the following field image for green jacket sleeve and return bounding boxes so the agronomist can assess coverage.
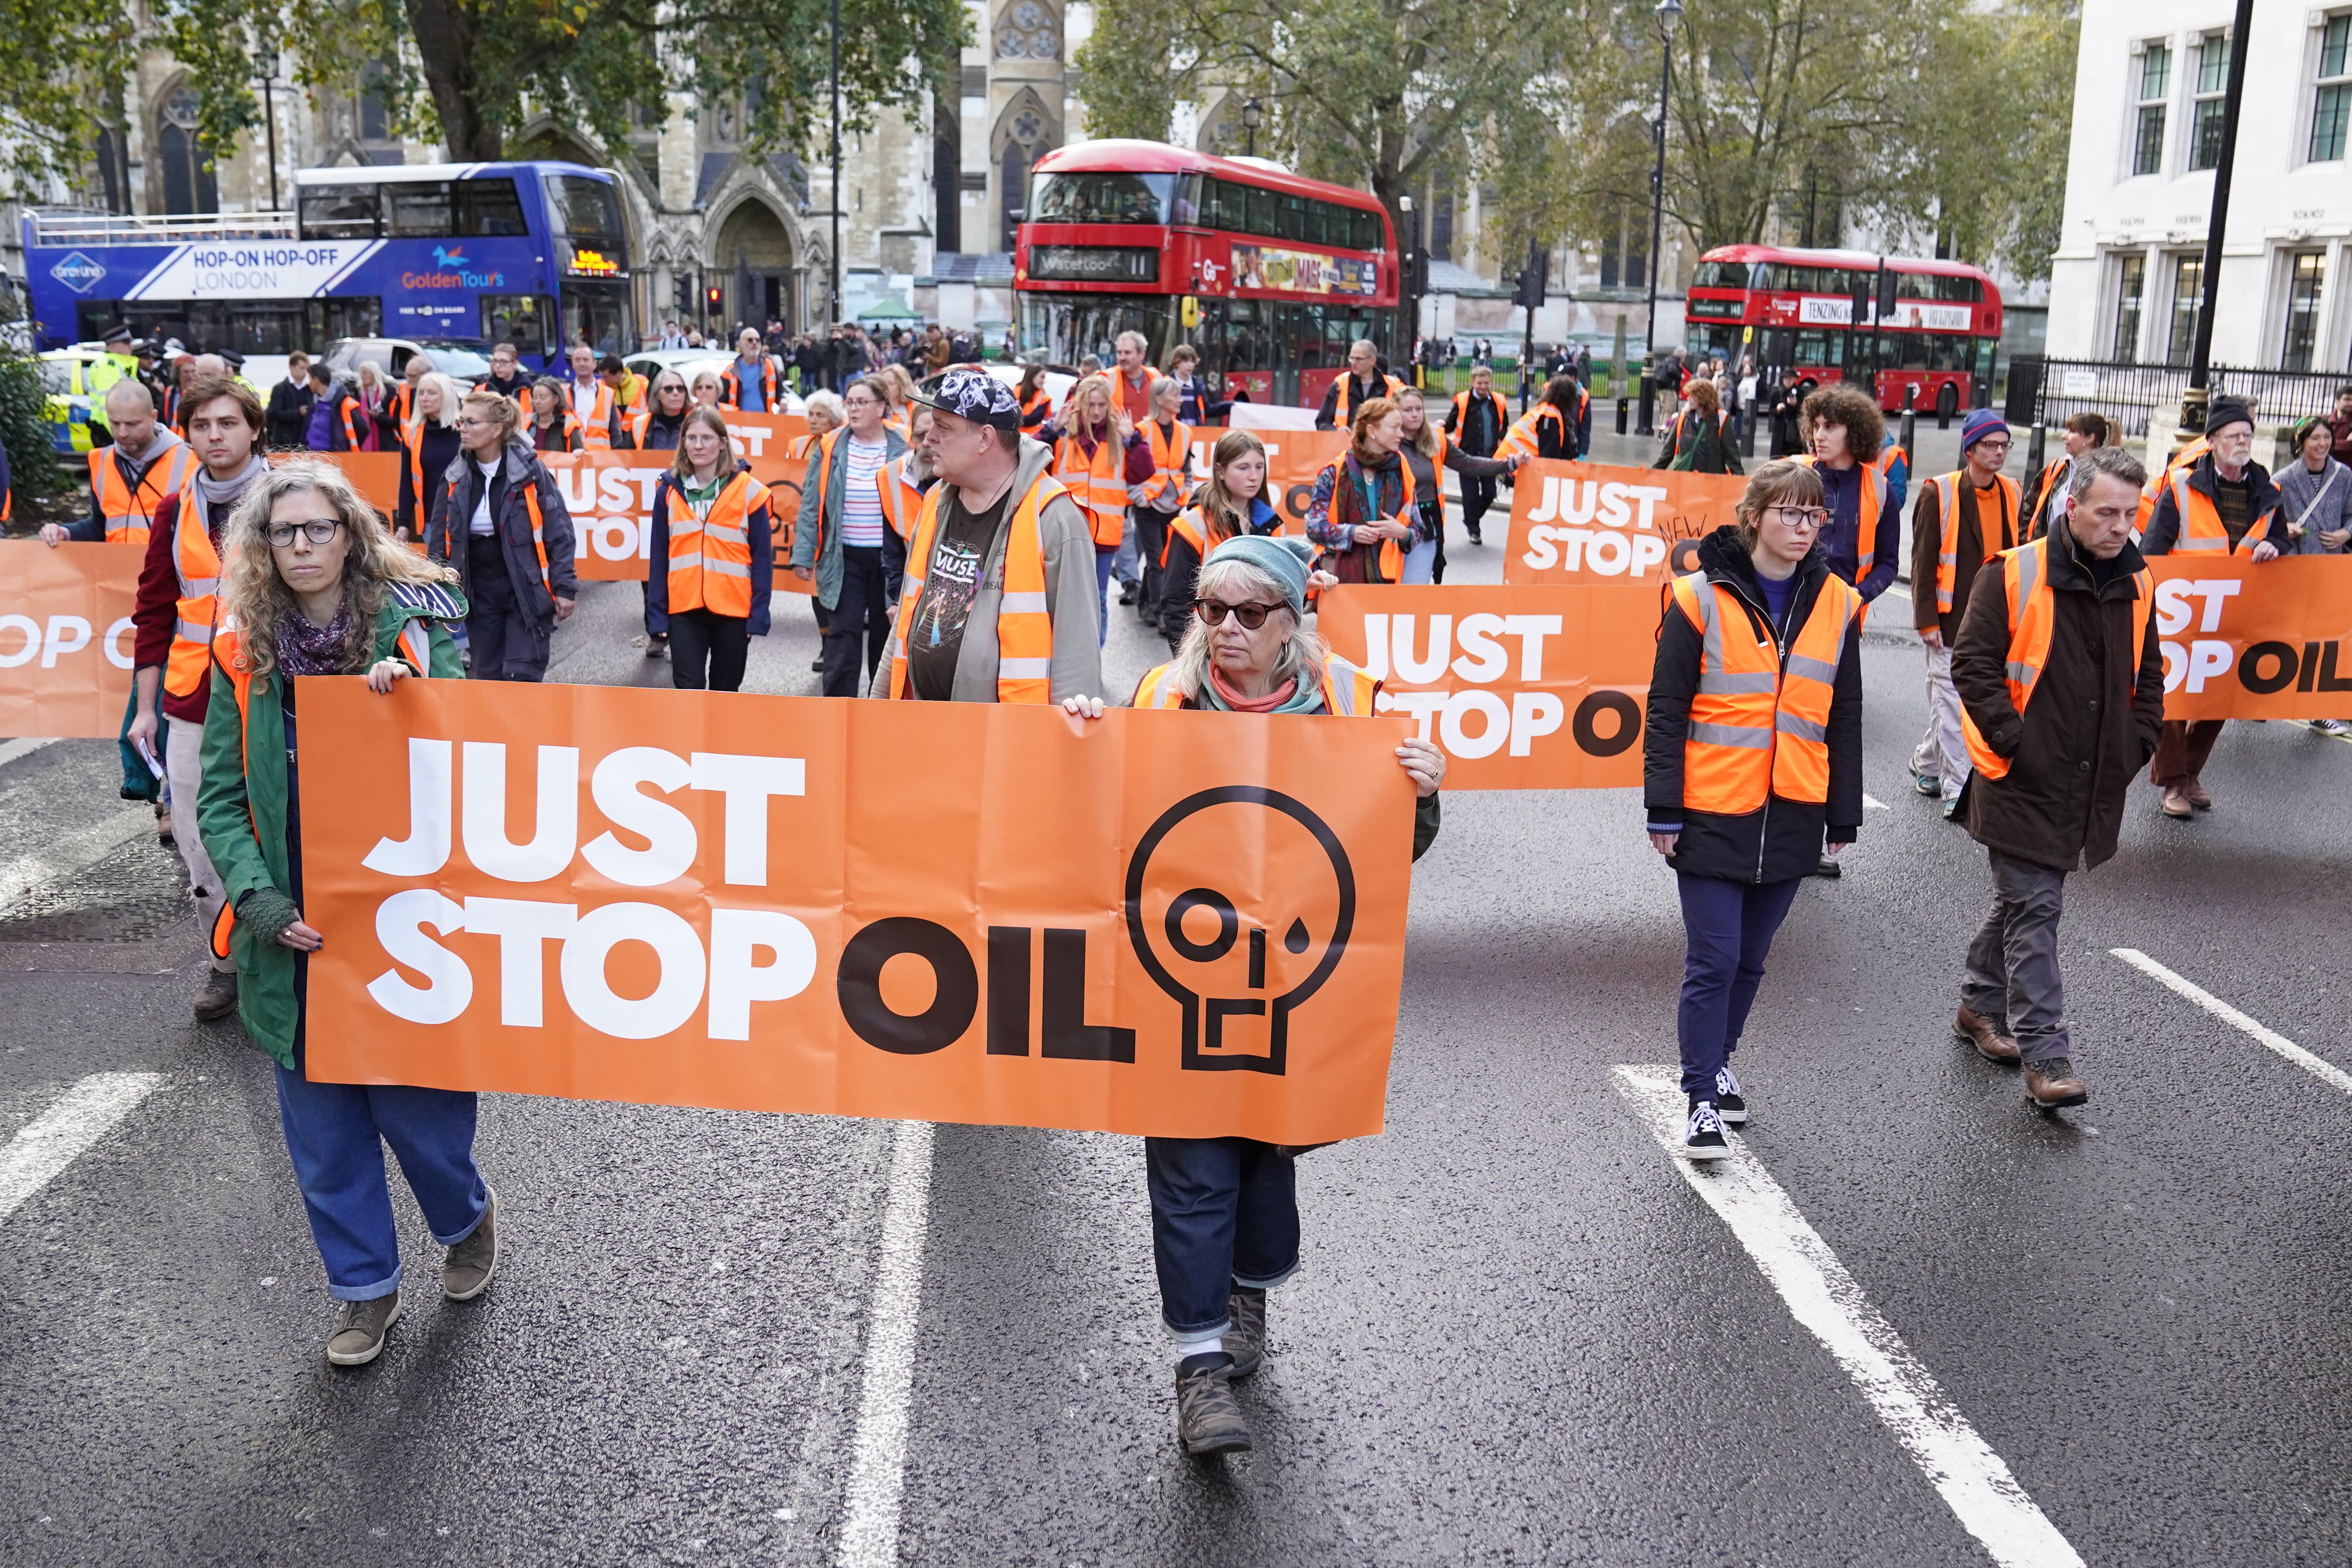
[195,666,280,914]
[426,621,465,678]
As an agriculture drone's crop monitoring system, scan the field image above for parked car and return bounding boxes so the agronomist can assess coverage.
[322,336,494,384]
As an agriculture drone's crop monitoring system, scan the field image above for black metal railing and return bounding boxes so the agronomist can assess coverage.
[2008,355,2348,440]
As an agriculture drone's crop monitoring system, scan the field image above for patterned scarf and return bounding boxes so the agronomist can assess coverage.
[274,597,355,676]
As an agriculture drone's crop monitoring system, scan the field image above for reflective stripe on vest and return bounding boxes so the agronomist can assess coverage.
[1929,470,2018,615]
[2140,437,2208,531]
[723,361,779,412]
[1669,569,1861,814]
[90,444,191,545]
[1331,373,1403,426]
[667,470,765,617]
[1320,457,1416,581]
[165,499,226,698]
[2168,467,2277,554]
[877,458,922,542]
[1141,418,1191,507]
[574,384,615,450]
[1054,433,1127,549]
[1959,538,2154,783]
[1791,454,1888,580]
[887,472,1067,702]
[1159,508,1209,572]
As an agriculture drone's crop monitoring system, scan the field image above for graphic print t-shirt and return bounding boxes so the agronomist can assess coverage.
[905,485,1013,701]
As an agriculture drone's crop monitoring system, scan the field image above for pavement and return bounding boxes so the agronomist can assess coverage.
[5,499,2352,1567]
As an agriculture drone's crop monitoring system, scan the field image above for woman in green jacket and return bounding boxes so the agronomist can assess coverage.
[197,458,493,1369]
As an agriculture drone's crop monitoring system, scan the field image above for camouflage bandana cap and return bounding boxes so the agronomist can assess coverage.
[912,367,1024,431]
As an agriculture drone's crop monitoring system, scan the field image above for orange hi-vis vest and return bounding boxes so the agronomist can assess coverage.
[206,614,436,961]
[437,465,551,586]
[1329,372,1404,426]
[165,503,225,699]
[1927,470,2019,615]
[1019,388,1051,425]
[721,358,779,412]
[1131,652,1381,715]
[572,382,616,450]
[877,455,923,542]
[1139,417,1192,508]
[90,441,192,545]
[1319,455,1416,581]
[393,382,424,442]
[1874,441,1906,479]
[1959,536,2154,783]
[1668,567,1862,815]
[1053,430,1127,548]
[2140,436,2209,531]
[1160,506,1210,572]
[802,430,911,558]
[2165,466,2281,554]
[666,470,765,618]
[886,472,1065,703]
[2021,456,2068,539]
[1452,388,1507,437]
[1790,455,1890,581]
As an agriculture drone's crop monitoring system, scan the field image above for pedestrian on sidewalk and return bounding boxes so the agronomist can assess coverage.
[1644,460,1864,1158]
[793,378,909,696]
[1442,365,1509,545]
[1060,532,1443,1456]
[649,407,774,693]
[1396,385,1519,583]
[1908,409,2019,818]
[2140,398,2284,818]
[1950,444,2164,1110]
[423,387,578,682]
[197,458,495,1367]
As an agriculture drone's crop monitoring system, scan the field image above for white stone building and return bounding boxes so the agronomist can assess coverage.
[2045,0,2352,372]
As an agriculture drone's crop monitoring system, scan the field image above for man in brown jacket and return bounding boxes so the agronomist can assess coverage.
[1950,444,2165,1110]
[1909,409,2019,818]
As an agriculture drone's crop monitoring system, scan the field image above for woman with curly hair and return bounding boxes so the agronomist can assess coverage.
[197,459,497,1369]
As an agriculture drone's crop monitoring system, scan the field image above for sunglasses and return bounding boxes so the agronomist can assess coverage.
[1194,599,1286,629]
[266,518,346,547]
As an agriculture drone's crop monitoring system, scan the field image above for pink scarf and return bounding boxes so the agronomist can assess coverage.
[1206,666,1298,713]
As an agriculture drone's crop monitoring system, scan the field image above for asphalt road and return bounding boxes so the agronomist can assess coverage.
[4,502,2351,1567]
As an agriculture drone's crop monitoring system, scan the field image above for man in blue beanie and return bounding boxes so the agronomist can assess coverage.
[1909,409,2019,818]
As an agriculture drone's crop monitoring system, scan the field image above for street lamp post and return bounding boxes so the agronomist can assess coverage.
[2178,0,2254,445]
[1241,97,1262,159]
[1638,0,1681,437]
[830,0,843,327]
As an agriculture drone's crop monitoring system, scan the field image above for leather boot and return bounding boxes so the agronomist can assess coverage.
[2160,785,2195,818]
[2024,1057,2088,1109]
[2184,776,2213,809]
[1954,1006,2020,1065]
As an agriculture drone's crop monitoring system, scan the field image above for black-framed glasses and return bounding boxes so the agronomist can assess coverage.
[266,518,346,547]
[1194,599,1285,629]
[1766,505,1829,530]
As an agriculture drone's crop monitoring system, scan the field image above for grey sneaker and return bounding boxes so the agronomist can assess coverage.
[193,968,238,1022]
[326,1293,401,1367]
[442,1185,499,1301]
[1225,1289,1267,1379]
[1175,1352,1252,1455]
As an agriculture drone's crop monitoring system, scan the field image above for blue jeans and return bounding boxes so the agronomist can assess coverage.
[1675,873,1803,1102]
[1144,1137,1300,1342]
[1093,545,1118,647]
[273,1065,488,1301]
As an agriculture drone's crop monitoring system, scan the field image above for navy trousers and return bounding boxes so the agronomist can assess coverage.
[1675,872,1803,1102]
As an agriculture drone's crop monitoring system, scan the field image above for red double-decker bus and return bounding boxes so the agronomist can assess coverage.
[1684,245,2003,418]
[1013,140,1401,408]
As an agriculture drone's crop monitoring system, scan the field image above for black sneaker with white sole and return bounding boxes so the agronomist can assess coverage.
[1683,1100,1731,1160]
[1713,1066,1748,1125]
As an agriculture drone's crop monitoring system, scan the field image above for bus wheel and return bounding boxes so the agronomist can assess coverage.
[1935,383,1959,420]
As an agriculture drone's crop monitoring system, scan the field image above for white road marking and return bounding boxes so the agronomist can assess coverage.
[2111,949,2352,1097]
[0,806,157,912]
[834,1119,936,1568]
[1613,1065,2085,1568]
[0,738,59,769]
[1864,793,1890,811]
[1881,583,1913,601]
[0,1072,165,1221]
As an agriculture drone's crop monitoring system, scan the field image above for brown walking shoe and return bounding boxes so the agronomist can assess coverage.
[2024,1058,2088,1110]
[442,1185,499,1301]
[325,1293,401,1367]
[1174,1353,1252,1455]
[2160,786,2195,819]
[1225,1289,1267,1379]
[2184,777,2213,809]
[1954,1007,2020,1065]
[193,969,238,1022]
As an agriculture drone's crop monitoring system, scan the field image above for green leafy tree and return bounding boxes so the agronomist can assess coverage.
[1900,0,2078,279]
[0,349,66,524]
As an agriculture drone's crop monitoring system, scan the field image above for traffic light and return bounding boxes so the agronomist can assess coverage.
[1850,272,1872,328]
[705,286,723,312]
[1514,242,1548,311]
[1875,262,1899,323]
[1406,247,1430,298]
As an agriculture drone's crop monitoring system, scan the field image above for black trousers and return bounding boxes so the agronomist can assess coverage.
[464,534,549,682]
[1460,475,1498,539]
[1133,508,1172,623]
[667,607,750,692]
[821,545,892,697]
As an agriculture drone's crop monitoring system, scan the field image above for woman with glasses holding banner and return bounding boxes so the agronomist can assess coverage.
[1644,460,1865,1159]
[197,459,494,1370]
[1061,532,1445,1458]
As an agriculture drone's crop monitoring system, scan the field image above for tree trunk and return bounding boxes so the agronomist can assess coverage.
[404,0,502,159]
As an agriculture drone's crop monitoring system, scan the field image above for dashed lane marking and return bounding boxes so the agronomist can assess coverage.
[1613,1065,2087,1568]
[1864,793,1891,811]
[2111,949,2352,1097]
[0,1072,165,1221]
[0,806,158,912]
[834,1119,935,1568]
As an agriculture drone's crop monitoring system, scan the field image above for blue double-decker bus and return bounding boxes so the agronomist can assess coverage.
[20,160,634,367]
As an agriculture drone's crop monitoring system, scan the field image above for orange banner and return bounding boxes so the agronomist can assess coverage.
[0,543,140,738]
[1318,584,1653,789]
[273,451,402,523]
[722,411,811,487]
[545,447,815,595]
[2150,558,2352,720]
[1244,430,1349,536]
[296,679,1416,1142]
[1501,460,1746,586]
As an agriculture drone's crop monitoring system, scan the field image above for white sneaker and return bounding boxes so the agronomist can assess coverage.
[1683,1101,1731,1160]
[1714,1067,1748,1125]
